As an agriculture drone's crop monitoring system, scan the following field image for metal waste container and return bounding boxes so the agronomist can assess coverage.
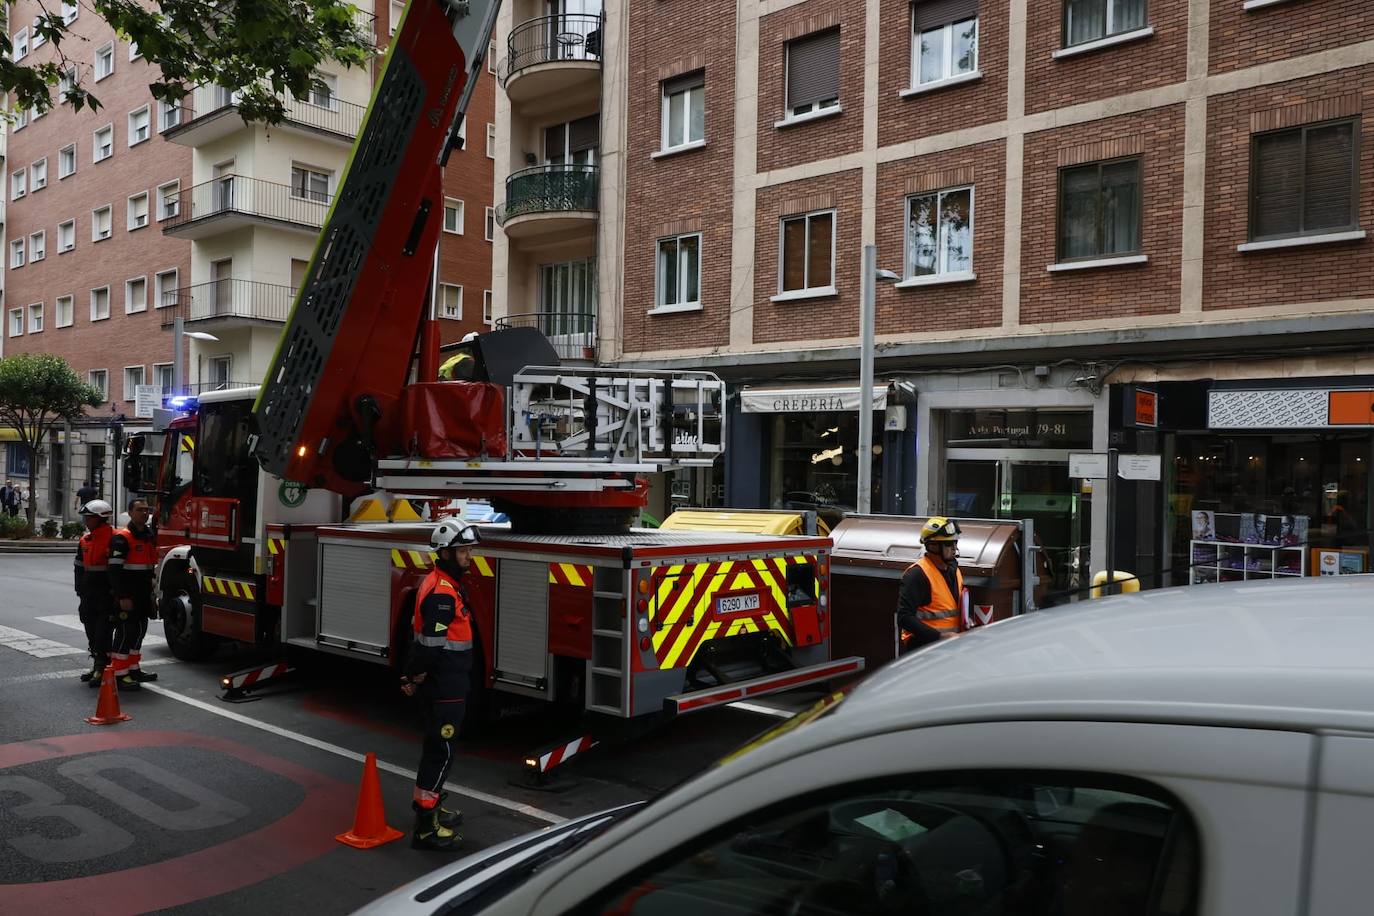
[828,515,1048,669]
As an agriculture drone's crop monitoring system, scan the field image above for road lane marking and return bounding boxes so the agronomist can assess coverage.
[140,683,567,825]
[728,701,797,719]
[37,614,168,649]
[0,624,87,658]
[0,658,180,686]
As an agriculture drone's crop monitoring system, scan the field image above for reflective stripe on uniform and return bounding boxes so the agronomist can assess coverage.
[415,635,473,650]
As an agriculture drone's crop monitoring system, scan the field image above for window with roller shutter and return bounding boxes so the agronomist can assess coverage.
[785,29,840,119]
[1249,119,1359,243]
[911,0,978,88]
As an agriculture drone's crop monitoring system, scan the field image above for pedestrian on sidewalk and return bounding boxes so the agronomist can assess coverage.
[75,499,117,685]
[0,480,18,518]
[107,496,159,690]
[75,480,98,512]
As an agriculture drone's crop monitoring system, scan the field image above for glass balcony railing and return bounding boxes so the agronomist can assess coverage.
[496,164,598,225]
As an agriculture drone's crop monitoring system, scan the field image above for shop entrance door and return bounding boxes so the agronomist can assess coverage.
[943,450,1086,596]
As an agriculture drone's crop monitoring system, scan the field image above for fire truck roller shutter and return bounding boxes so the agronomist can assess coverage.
[317,541,395,656]
[493,559,554,697]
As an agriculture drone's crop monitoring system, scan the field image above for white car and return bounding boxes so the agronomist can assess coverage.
[359,576,1374,915]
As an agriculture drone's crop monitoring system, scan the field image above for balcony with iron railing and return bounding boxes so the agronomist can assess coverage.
[499,12,602,104]
[162,88,367,146]
[161,175,331,239]
[496,164,598,240]
[158,279,296,328]
[497,310,597,362]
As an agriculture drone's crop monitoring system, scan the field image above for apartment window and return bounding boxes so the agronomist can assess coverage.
[9,309,24,337]
[31,18,45,49]
[28,231,45,263]
[488,41,497,74]
[29,104,42,122]
[291,165,330,202]
[12,108,26,132]
[1063,0,1147,48]
[129,39,141,60]
[59,144,77,178]
[439,283,463,319]
[12,27,28,61]
[390,0,405,34]
[157,181,181,220]
[95,42,115,80]
[9,239,24,269]
[485,207,496,241]
[61,2,79,26]
[156,269,179,308]
[779,210,836,294]
[913,2,978,86]
[92,205,113,241]
[28,303,43,334]
[1058,157,1142,261]
[656,233,702,308]
[57,220,75,253]
[93,125,114,162]
[128,106,150,145]
[208,356,232,388]
[153,363,173,393]
[1250,119,1358,242]
[125,276,147,313]
[128,192,150,230]
[58,66,77,102]
[158,99,181,132]
[785,29,840,119]
[56,295,74,328]
[486,122,496,159]
[661,72,705,151]
[443,198,465,234]
[11,167,26,200]
[907,186,974,278]
[90,286,111,321]
[309,71,337,109]
[30,158,46,191]
[483,290,493,325]
[123,366,145,401]
[89,370,108,402]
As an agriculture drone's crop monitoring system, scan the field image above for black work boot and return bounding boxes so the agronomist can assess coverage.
[85,666,106,687]
[437,791,464,829]
[130,669,158,682]
[411,807,459,851]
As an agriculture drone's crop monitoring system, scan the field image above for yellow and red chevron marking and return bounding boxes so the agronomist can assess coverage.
[548,563,593,587]
[266,537,285,556]
[389,550,498,578]
[201,575,257,601]
[472,556,495,578]
[649,557,809,670]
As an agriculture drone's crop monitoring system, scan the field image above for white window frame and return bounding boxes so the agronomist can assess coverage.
[10,167,26,200]
[1062,0,1150,49]
[158,99,182,132]
[784,34,841,120]
[12,27,28,61]
[129,38,142,60]
[31,18,45,49]
[28,302,43,334]
[654,232,703,311]
[152,363,173,393]
[125,275,147,314]
[92,205,113,241]
[123,366,145,402]
[912,14,980,88]
[390,0,405,35]
[9,239,25,269]
[208,355,233,387]
[88,370,109,402]
[58,66,77,102]
[56,295,74,328]
[61,2,79,26]
[9,308,25,337]
[443,197,465,234]
[485,207,496,241]
[30,157,47,191]
[57,219,76,253]
[94,42,115,81]
[28,230,45,263]
[488,41,497,74]
[12,107,26,131]
[290,163,331,202]
[902,185,977,283]
[127,191,150,230]
[486,122,497,159]
[157,180,181,220]
[155,269,179,308]
[309,71,338,110]
[775,209,837,298]
[483,290,493,325]
[58,143,77,179]
[439,283,464,319]
[128,106,150,145]
[93,124,114,162]
[90,286,111,322]
[660,78,706,152]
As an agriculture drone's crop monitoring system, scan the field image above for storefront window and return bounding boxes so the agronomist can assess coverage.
[770,412,882,527]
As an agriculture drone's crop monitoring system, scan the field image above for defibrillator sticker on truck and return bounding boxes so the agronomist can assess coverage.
[716,592,762,616]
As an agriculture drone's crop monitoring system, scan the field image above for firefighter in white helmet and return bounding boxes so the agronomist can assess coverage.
[74,499,116,685]
[399,519,480,850]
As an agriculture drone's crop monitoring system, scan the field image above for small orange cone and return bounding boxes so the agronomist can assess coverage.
[336,752,405,849]
[86,668,132,726]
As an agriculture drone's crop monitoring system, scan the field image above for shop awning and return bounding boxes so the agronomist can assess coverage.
[740,384,888,414]
[0,428,21,442]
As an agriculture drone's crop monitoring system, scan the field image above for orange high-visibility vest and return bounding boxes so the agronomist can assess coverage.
[412,569,473,651]
[907,555,965,633]
[112,527,158,570]
[79,524,114,572]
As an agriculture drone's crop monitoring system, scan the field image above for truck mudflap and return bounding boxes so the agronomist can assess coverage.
[665,656,865,716]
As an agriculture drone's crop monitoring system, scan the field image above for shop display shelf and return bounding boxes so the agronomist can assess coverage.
[1189,540,1306,585]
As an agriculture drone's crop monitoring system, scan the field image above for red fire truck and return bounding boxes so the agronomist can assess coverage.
[123,0,859,775]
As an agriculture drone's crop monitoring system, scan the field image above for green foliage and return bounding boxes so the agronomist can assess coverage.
[62,522,86,540]
[2,1,376,124]
[0,514,34,540]
[40,519,60,538]
[0,353,103,444]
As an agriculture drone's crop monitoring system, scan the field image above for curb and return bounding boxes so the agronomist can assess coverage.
[0,541,76,554]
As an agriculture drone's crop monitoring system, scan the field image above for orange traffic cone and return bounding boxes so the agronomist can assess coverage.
[336,752,405,849]
[86,668,132,726]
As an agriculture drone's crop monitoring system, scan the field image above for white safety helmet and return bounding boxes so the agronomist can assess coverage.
[79,499,114,518]
[461,331,480,343]
[430,520,480,551]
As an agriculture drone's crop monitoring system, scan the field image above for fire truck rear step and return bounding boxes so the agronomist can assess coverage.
[667,657,865,715]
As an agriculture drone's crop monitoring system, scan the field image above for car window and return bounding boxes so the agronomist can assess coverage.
[584,771,1198,916]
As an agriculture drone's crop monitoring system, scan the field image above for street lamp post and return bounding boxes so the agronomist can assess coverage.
[856,244,901,516]
[171,316,219,397]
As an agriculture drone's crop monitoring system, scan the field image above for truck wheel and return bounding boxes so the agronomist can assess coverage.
[161,576,216,662]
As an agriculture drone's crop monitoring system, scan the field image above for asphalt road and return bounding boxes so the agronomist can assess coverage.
[0,555,798,915]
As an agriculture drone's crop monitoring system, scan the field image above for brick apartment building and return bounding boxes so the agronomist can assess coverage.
[1,0,494,520]
[492,0,1374,593]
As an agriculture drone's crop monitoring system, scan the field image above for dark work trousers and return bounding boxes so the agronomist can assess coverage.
[78,584,113,670]
[109,609,150,672]
[413,652,472,808]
